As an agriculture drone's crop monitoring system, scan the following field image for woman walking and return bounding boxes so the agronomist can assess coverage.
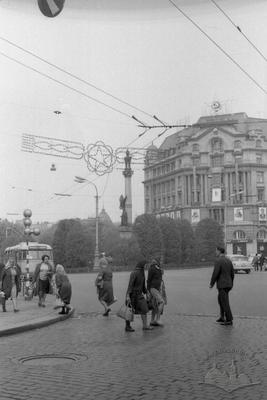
[0,259,21,312]
[55,264,72,314]
[147,259,166,327]
[95,254,117,316]
[33,254,54,307]
[125,260,153,332]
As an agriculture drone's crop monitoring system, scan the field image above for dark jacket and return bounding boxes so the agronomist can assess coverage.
[210,255,235,289]
[147,263,163,291]
[0,265,21,298]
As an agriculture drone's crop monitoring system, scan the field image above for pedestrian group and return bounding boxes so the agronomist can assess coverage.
[0,245,245,330]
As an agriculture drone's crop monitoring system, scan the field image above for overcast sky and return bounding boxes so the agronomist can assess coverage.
[0,0,267,224]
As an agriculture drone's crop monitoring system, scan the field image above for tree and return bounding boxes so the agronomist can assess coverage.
[158,217,182,265]
[176,219,196,264]
[195,218,224,262]
[133,214,162,261]
[53,219,93,269]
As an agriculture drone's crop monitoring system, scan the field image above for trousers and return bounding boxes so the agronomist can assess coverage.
[218,288,233,322]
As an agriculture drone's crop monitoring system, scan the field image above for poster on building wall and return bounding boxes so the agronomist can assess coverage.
[234,207,243,222]
[191,209,200,223]
[212,188,221,202]
[259,207,267,221]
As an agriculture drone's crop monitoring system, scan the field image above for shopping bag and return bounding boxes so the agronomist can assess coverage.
[116,303,134,322]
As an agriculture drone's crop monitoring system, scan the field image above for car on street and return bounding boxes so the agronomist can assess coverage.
[227,254,253,274]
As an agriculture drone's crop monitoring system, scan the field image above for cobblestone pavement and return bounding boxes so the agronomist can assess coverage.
[0,311,267,399]
[0,270,266,400]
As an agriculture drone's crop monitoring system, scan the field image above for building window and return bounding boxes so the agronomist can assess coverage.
[233,230,246,240]
[177,191,182,205]
[257,171,264,183]
[256,154,262,164]
[193,157,200,166]
[192,143,199,152]
[257,230,267,239]
[256,139,262,148]
[211,155,223,167]
[234,140,242,149]
[257,188,264,202]
[211,137,223,152]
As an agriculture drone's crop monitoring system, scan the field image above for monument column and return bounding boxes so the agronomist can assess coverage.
[119,150,134,239]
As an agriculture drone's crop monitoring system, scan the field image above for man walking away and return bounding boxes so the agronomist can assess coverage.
[209,246,235,326]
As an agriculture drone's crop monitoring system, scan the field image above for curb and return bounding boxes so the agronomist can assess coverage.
[0,308,75,337]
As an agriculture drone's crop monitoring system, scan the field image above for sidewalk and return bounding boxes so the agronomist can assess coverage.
[0,294,74,336]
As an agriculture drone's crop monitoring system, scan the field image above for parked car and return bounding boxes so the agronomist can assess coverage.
[227,254,253,274]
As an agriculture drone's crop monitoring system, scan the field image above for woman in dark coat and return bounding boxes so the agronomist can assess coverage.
[125,260,153,332]
[55,264,72,314]
[95,255,117,316]
[0,259,21,312]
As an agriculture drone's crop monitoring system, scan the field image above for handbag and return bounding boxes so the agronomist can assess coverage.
[116,303,134,322]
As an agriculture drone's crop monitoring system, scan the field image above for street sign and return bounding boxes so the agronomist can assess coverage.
[37,0,65,18]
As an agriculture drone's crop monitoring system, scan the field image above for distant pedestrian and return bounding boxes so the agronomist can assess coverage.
[147,258,166,327]
[125,260,153,332]
[259,252,265,271]
[0,258,21,312]
[33,254,54,307]
[55,264,72,314]
[252,254,258,271]
[209,246,234,326]
[95,253,117,316]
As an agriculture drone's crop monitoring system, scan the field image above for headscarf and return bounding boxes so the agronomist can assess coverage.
[5,259,15,270]
[135,260,147,270]
[56,264,66,275]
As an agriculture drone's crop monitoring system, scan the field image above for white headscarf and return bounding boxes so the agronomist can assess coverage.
[56,264,66,275]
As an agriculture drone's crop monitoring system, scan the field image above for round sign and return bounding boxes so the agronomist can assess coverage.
[37,0,65,18]
[211,101,221,112]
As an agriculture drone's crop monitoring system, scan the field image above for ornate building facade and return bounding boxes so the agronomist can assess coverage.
[143,112,267,256]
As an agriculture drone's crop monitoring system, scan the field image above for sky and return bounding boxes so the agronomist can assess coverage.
[0,0,267,224]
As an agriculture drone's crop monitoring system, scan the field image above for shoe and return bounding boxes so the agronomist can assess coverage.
[150,321,163,327]
[13,309,20,313]
[108,298,118,306]
[103,308,111,316]
[41,304,46,307]
[216,318,225,323]
[220,321,233,326]
[143,326,154,330]
[38,302,42,307]
[125,326,135,332]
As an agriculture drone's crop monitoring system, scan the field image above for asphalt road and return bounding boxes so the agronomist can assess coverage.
[70,267,267,318]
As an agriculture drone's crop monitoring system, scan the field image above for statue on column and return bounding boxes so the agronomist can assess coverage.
[124,149,131,170]
[119,194,128,226]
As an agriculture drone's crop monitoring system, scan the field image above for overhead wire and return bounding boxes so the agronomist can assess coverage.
[0,50,133,120]
[210,0,267,63]
[0,36,156,121]
[168,0,267,95]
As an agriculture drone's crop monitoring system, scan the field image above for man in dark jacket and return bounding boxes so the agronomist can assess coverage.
[210,246,235,325]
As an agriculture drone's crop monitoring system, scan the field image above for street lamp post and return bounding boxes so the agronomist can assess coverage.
[22,209,40,299]
[74,176,100,270]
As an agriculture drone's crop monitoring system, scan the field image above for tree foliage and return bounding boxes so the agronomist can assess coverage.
[158,217,182,264]
[176,219,196,263]
[133,214,162,261]
[195,218,224,261]
[53,219,93,269]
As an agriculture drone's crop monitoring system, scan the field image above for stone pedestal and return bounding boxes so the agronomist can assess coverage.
[119,225,133,240]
